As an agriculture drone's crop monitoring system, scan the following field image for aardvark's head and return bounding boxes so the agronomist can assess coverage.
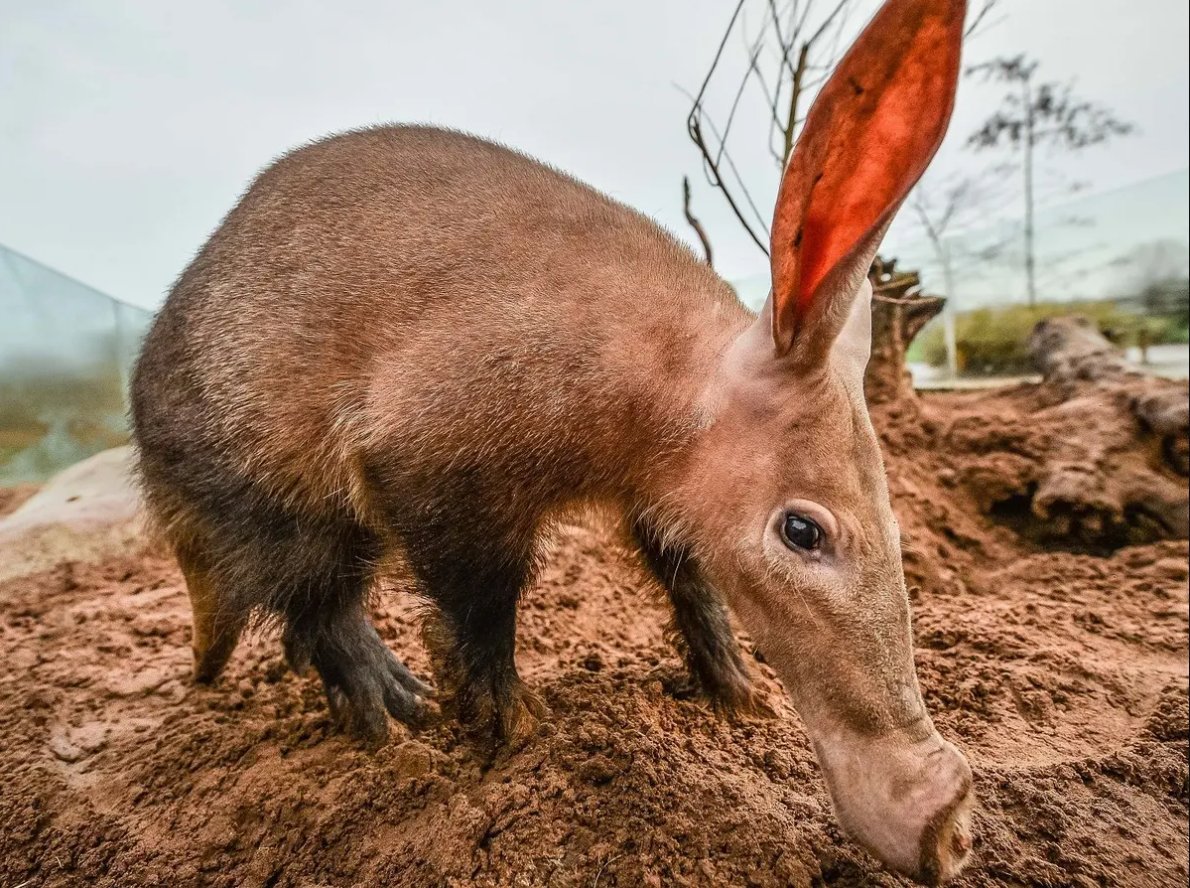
[676,0,974,882]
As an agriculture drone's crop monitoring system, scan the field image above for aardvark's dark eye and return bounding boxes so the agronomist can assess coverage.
[781,512,822,551]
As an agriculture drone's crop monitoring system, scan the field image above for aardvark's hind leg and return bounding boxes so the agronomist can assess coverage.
[177,542,246,684]
[283,592,433,744]
[274,523,432,744]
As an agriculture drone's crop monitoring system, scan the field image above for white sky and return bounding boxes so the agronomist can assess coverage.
[2,0,1187,310]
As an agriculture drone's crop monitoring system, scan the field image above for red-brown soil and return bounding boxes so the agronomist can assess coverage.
[2,390,1187,888]
[0,483,38,519]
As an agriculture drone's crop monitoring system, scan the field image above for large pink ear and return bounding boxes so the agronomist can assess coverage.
[769,0,965,359]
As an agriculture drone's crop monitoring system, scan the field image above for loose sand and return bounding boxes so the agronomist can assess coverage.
[1,388,1186,887]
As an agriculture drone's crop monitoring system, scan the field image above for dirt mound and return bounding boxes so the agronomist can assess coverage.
[1,389,1187,887]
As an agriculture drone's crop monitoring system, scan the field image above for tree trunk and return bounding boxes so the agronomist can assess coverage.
[1022,77,1038,306]
[1028,314,1189,478]
[865,257,945,405]
[1028,315,1137,383]
[998,314,1190,545]
[911,314,1188,553]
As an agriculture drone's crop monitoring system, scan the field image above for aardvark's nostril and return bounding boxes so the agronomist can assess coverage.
[922,780,975,885]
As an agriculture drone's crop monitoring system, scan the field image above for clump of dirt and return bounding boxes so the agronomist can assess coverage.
[1,387,1187,888]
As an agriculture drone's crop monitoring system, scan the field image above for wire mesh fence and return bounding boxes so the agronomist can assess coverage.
[0,245,151,484]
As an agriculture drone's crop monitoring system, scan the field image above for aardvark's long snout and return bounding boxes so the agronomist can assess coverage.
[813,724,974,884]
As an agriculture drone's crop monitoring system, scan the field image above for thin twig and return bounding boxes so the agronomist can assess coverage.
[683,0,772,254]
[685,104,771,254]
[964,0,1002,38]
[767,0,798,82]
[805,0,851,46]
[691,0,747,110]
[718,37,767,164]
[783,41,810,163]
[593,854,624,888]
[682,176,715,267]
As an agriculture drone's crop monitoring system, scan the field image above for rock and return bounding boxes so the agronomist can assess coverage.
[0,447,147,581]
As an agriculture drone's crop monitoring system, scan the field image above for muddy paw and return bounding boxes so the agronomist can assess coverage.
[499,683,547,749]
[457,678,548,752]
[706,674,776,720]
[287,619,433,746]
[323,653,433,746]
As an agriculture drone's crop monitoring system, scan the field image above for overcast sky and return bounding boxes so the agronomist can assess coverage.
[2,0,1187,310]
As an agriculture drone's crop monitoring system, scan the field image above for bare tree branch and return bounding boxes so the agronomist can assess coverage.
[686,111,771,254]
[964,0,1003,38]
[766,0,798,83]
[690,0,747,112]
[718,38,767,166]
[783,42,811,163]
[682,0,862,258]
[805,0,851,47]
[696,109,773,237]
[683,176,715,267]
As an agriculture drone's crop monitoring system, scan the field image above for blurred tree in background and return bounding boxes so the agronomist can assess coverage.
[966,55,1133,306]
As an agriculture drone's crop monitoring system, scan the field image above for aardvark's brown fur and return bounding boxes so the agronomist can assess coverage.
[132,1,978,880]
[132,126,754,742]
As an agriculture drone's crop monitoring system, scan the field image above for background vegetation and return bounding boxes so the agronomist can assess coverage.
[913,294,1189,375]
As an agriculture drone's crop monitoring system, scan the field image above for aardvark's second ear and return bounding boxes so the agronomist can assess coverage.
[768,0,966,362]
